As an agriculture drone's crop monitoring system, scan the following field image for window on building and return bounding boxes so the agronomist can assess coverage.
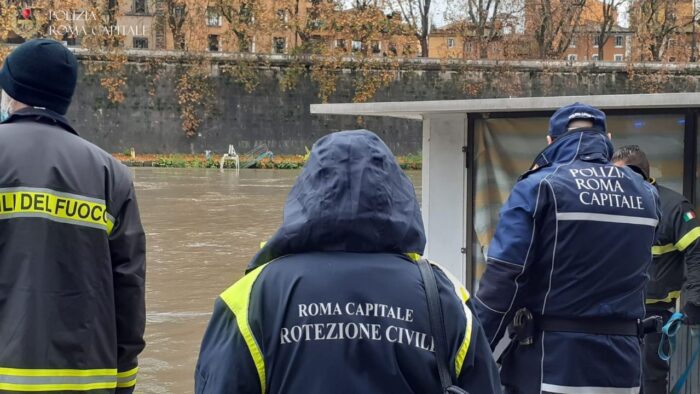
[570,36,576,48]
[352,40,362,52]
[447,37,455,48]
[593,35,600,47]
[62,33,78,46]
[239,3,253,25]
[592,54,599,61]
[207,7,222,27]
[336,39,346,50]
[307,7,322,30]
[371,40,381,54]
[277,9,288,23]
[274,37,286,54]
[465,41,473,53]
[615,35,624,47]
[132,37,148,49]
[567,54,577,61]
[173,5,185,20]
[614,54,624,61]
[389,42,397,55]
[133,0,146,14]
[208,34,220,52]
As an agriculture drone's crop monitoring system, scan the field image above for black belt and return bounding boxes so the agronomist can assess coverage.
[538,316,639,336]
[509,308,663,346]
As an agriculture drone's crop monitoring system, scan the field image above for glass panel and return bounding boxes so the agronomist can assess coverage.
[472,114,685,289]
[610,115,685,193]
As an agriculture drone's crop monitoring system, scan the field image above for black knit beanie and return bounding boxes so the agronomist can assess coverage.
[0,39,78,115]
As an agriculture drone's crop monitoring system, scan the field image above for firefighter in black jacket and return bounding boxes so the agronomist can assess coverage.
[0,40,146,392]
[613,145,700,394]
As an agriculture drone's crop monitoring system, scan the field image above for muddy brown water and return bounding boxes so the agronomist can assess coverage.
[134,168,421,393]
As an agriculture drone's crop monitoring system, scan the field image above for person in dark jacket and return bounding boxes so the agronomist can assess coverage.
[195,130,502,394]
[474,103,660,394]
[0,39,146,392]
[613,145,700,394]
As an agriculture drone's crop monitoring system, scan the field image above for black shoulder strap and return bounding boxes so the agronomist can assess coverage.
[418,259,468,394]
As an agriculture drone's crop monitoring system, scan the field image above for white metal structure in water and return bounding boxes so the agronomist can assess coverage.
[220,144,240,174]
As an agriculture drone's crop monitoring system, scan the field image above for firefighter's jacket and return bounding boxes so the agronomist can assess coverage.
[195,130,502,394]
[474,128,660,394]
[646,183,700,309]
[0,108,146,393]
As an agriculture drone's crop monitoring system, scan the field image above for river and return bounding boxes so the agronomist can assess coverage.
[133,168,422,393]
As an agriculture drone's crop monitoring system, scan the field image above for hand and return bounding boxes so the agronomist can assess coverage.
[682,302,700,327]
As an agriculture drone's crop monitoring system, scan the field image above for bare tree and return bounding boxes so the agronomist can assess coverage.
[595,0,626,59]
[162,0,187,50]
[630,0,697,61]
[387,0,432,57]
[445,0,521,59]
[527,0,588,59]
[214,0,266,52]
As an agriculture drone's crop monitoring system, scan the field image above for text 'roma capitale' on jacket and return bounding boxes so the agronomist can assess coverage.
[475,129,660,394]
[0,108,146,393]
[195,130,502,394]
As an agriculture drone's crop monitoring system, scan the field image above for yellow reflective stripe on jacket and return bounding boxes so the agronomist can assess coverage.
[652,227,700,256]
[116,367,138,388]
[220,263,271,394]
[406,252,421,261]
[652,243,676,256]
[646,290,681,304]
[0,382,117,392]
[0,187,115,234]
[0,368,121,392]
[676,227,700,252]
[426,260,472,377]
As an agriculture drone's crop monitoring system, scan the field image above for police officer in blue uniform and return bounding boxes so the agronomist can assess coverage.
[195,130,502,394]
[474,103,660,394]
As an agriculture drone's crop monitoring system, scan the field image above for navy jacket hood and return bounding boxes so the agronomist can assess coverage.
[248,130,425,271]
[532,128,613,170]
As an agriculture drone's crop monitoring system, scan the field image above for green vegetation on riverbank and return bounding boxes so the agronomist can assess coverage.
[113,153,422,170]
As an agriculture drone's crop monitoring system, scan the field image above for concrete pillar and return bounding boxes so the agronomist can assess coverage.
[421,114,469,283]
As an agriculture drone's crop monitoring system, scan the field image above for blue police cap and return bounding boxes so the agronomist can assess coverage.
[548,102,607,138]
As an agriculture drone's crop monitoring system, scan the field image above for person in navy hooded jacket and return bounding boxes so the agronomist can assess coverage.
[195,130,501,394]
[474,103,660,394]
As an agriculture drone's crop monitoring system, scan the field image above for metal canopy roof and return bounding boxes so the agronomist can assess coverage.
[310,93,700,120]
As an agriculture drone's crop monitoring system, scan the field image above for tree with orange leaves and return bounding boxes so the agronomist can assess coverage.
[629,0,697,61]
[592,0,626,60]
[525,0,588,59]
[444,0,522,59]
[387,0,432,57]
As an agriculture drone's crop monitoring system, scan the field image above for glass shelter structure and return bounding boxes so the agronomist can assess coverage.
[312,92,700,392]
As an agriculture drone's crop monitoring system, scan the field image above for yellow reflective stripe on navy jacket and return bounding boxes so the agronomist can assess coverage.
[409,255,473,377]
[0,367,137,391]
[0,187,115,234]
[219,256,474,391]
[220,263,270,394]
[427,260,473,377]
